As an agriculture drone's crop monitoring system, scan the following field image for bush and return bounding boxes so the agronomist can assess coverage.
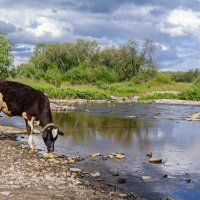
[17,64,44,80]
[0,64,9,79]
[64,65,119,85]
[153,72,172,85]
[43,65,62,87]
[35,86,109,100]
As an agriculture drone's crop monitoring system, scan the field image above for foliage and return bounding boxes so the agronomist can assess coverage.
[16,63,44,80]
[34,86,110,100]
[0,63,9,79]
[0,33,13,79]
[168,69,200,83]
[152,72,172,85]
[64,65,119,84]
[43,65,62,87]
[140,92,178,101]
[17,39,158,83]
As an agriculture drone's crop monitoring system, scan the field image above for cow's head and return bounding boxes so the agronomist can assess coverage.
[42,124,64,153]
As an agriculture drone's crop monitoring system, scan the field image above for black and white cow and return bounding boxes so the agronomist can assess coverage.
[0,80,64,152]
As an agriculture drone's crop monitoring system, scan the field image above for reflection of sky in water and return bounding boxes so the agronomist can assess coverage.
[1,103,200,199]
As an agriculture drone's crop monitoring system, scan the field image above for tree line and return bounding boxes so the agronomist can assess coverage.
[1,32,200,87]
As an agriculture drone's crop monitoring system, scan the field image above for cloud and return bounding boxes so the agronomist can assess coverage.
[0,0,199,71]
[159,8,200,37]
[0,20,16,33]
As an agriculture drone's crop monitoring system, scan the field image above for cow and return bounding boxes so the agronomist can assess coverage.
[0,80,64,152]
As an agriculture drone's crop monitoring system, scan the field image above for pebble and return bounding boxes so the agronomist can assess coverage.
[91,171,101,178]
[67,159,75,164]
[117,178,126,184]
[185,179,191,183]
[166,197,174,200]
[115,153,125,160]
[102,156,108,160]
[108,153,125,160]
[147,152,152,158]
[0,191,10,196]
[163,174,168,178]
[91,153,102,158]
[119,193,127,198]
[149,157,162,164]
[69,168,82,173]
[112,171,119,176]
[141,176,153,181]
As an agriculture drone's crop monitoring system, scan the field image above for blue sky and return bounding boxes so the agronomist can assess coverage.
[0,0,200,71]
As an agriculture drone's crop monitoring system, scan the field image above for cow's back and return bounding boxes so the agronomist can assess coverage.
[0,80,47,117]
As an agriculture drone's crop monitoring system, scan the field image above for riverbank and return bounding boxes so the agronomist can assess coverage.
[49,98,200,112]
[0,125,134,200]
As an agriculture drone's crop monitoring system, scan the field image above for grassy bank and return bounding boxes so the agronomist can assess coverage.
[141,83,200,101]
[12,78,193,101]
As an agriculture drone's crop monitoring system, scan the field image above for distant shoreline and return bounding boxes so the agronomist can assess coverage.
[50,98,200,105]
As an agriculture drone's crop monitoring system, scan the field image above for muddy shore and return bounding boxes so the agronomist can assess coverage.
[0,125,135,200]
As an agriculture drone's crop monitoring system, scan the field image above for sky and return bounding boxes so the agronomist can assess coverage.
[0,0,200,71]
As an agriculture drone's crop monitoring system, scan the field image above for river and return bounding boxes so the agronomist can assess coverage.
[1,102,200,199]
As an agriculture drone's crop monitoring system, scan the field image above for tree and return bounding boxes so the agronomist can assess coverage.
[0,33,13,79]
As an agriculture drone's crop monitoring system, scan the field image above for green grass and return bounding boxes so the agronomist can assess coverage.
[11,78,194,101]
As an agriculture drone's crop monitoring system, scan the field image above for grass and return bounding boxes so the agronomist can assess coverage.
[11,78,194,100]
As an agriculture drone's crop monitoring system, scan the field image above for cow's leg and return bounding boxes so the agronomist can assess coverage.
[24,117,36,151]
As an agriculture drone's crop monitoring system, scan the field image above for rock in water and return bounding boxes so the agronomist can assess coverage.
[91,153,101,158]
[147,152,152,158]
[141,176,153,181]
[117,178,126,184]
[149,157,162,164]
[115,153,125,159]
[91,171,101,178]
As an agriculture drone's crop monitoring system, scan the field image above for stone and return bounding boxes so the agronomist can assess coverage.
[117,177,126,184]
[91,171,101,178]
[111,169,119,176]
[119,193,127,198]
[67,159,75,164]
[102,156,108,160]
[147,152,152,158]
[115,153,125,159]
[43,153,57,159]
[185,179,191,183]
[166,197,174,200]
[142,176,153,181]
[163,174,168,178]
[149,157,162,164]
[108,154,114,159]
[91,153,101,158]
[112,171,119,176]
[0,191,10,196]
[69,168,82,173]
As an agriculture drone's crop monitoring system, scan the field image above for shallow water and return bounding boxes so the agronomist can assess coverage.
[1,103,200,199]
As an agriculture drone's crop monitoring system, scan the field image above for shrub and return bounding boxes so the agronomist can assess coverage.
[17,64,44,80]
[43,65,62,87]
[0,63,9,79]
[64,65,119,85]
[154,72,172,84]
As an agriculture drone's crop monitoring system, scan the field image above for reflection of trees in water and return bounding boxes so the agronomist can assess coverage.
[52,112,155,147]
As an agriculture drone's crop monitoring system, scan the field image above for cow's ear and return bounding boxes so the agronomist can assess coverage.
[58,129,64,136]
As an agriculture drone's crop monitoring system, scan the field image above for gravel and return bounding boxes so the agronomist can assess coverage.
[0,125,128,200]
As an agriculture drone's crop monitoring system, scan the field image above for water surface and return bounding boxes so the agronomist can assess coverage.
[1,103,200,199]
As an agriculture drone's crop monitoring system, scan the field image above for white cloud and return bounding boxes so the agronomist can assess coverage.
[26,17,73,37]
[159,8,200,38]
[0,1,199,71]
